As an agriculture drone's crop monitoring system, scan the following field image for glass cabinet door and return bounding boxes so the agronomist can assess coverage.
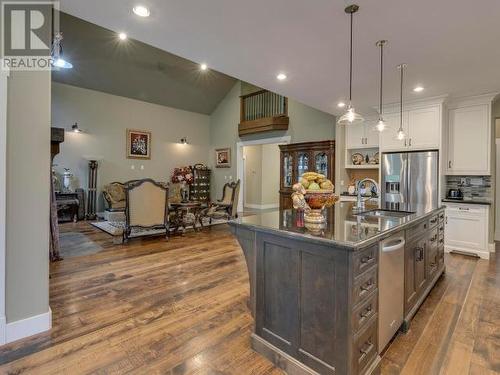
[315,152,328,177]
[297,152,309,180]
[283,153,293,187]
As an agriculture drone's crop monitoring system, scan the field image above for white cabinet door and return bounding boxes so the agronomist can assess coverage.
[379,112,408,152]
[346,123,365,149]
[408,106,440,150]
[447,105,490,175]
[444,204,489,259]
[365,123,380,148]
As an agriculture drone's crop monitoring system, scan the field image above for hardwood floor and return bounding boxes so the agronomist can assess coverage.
[0,223,498,374]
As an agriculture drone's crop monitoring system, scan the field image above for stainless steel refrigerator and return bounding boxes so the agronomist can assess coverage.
[381,150,439,212]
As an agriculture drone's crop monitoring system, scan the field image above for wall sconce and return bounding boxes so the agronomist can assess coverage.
[71,122,82,133]
[180,137,188,144]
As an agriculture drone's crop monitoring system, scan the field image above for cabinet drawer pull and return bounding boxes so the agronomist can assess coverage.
[439,238,444,244]
[360,255,373,264]
[360,306,373,319]
[430,218,438,224]
[448,161,452,169]
[359,340,374,359]
[458,207,470,211]
[439,226,444,231]
[430,235,437,243]
[360,280,374,292]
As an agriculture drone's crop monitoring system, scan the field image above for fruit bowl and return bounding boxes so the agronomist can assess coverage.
[304,190,339,210]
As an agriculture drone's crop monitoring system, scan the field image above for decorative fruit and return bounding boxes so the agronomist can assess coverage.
[308,182,320,191]
[320,181,334,190]
[300,177,310,189]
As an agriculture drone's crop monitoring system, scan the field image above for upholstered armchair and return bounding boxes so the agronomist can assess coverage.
[102,182,127,211]
[201,180,240,223]
[124,179,169,241]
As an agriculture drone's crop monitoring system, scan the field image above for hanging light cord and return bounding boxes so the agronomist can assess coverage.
[379,42,384,116]
[349,11,353,102]
[400,65,404,130]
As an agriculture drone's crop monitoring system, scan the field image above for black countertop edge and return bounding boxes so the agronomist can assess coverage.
[229,206,445,251]
[441,199,491,206]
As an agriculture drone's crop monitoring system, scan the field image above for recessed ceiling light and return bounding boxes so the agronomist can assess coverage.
[413,86,424,92]
[200,63,208,71]
[118,32,127,40]
[133,5,150,17]
[337,101,346,108]
[277,73,287,81]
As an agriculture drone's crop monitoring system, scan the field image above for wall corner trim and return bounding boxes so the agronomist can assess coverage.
[5,308,52,344]
[0,315,5,345]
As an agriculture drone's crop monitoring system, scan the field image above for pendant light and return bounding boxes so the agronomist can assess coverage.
[374,40,388,132]
[338,4,364,125]
[396,63,407,140]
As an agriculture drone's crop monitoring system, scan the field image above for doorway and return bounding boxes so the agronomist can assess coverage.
[236,136,291,213]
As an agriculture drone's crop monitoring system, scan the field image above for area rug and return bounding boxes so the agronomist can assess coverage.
[59,232,104,258]
[90,217,228,239]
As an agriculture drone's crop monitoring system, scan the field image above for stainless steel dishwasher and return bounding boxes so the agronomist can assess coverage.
[378,232,405,352]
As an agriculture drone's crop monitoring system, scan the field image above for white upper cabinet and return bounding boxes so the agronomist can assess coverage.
[447,103,491,175]
[379,105,441,152]
[345,123,379,149]
[345,123,365,149]
[407,106,441,150]
[364,124,380,148]
[379,112,407,151]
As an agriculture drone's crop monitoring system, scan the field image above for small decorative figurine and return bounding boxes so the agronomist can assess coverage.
[291,183,310,211]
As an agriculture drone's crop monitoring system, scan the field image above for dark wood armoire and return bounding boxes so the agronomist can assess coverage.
[279,140,335,209]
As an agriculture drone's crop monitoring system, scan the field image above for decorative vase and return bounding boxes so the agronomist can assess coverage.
[180,182,189,203]
[62,168,73,192]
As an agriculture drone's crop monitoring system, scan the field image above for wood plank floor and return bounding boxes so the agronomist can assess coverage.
[0,222,498,374]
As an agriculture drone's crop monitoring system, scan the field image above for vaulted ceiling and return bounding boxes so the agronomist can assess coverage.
[60,0,500,116]
[52,13,237,115]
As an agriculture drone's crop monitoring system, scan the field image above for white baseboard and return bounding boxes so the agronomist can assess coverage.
[0,315,5,345]
[244,203,279,210]
[5,308,51,344]
[489,243,496,253]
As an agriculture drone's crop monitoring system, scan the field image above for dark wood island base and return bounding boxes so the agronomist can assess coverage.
[230,205,445,375]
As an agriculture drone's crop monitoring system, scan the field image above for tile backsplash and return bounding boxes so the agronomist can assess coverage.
[445,176,492,200]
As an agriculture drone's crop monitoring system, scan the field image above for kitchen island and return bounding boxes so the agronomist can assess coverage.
[229,202,445,375]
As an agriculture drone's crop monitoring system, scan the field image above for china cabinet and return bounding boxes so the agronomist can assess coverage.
[279,140,335,209]
[189,164,211,202]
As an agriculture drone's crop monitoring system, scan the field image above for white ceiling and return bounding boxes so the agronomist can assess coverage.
[60,0,500,116]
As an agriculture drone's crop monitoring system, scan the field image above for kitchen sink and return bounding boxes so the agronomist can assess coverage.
[356,209,414,218]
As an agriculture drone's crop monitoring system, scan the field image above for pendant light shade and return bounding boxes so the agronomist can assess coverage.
[395,63,407,140]
[374,40,388,132]
[338,4,364,126]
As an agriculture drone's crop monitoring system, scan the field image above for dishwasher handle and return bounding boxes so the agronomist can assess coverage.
[381,237,406,253]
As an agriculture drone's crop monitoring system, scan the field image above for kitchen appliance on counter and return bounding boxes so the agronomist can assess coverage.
[381,151,439,211]
[378,232,405,352]
[446,188,464,200]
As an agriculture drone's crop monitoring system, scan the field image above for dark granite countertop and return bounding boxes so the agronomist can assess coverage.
[441,198,491,206]
[230,202,445,251]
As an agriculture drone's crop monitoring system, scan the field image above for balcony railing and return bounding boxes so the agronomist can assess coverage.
[239,89,289,136]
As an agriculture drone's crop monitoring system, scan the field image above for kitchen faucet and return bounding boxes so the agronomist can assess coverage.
[354,178,379,212]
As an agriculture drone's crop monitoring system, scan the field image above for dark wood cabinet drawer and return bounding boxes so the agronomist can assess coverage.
[353,316,378,375]
[353,244,378,277]
[428,227,439,250]
[429,214,439,228]
[407,220,428,241]
[352,267,378,307]
[352,291,377,334]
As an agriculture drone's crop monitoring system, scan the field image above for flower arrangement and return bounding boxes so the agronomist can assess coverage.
[171,166,194,185]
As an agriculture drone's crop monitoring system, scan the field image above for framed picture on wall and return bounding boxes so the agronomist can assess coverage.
[126,129,151,159]
[215,148,231,168]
